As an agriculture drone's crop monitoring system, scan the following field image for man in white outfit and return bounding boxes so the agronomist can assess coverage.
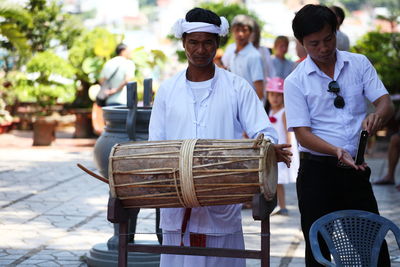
[148,7,291,267]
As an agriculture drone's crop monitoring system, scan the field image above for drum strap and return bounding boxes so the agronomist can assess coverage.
[180,208,207,247]
[179,139,200,207]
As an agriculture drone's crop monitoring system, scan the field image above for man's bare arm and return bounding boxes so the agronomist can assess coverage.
[363,94,394,135]
[253,80,264,100]
[294,127,364,170]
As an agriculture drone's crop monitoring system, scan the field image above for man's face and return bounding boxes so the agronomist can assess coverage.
[302,24,336,65]
[121,48,131,59]
[274,41,288,58]
[183,32,218,68]
[232,25,252,47]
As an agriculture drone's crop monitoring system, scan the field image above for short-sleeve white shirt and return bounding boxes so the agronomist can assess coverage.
[222,43,264,90]
[99,56,135,105]
[149,66,277,233]
[284,50,388,157]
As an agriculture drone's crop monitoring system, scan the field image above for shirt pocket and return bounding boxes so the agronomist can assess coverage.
[306,91,332,117]
[344,83,366,116]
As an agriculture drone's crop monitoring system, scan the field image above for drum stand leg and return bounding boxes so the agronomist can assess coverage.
[261,218,270,267]
[107,198,129,267]
[252,193,277,267]
[119,221,128,267]
[108,194,276,267]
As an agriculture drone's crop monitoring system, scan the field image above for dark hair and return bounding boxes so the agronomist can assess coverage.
[185,7,221,26]
[330,5,345,25]
[182,7,221,40]
[292,4,337,43]
[182,7,221,41]
[115,43,127,55]
[250,18,260,48]
[274,36,289,47]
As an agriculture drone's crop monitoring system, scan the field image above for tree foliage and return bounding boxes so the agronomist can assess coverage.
[170,2,264,62]
[0,1,32,71]
[15,51,76,115]
[320,0,400,11]
[199,2,264,47]
[0,0,83,70]
[352,31,400,94]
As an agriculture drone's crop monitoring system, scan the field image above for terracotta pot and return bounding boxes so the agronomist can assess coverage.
[0,122,12,134]
[72,108,93,138]
[32,117,57,146]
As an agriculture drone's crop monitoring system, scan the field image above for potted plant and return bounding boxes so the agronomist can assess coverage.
[0,97,13,134]
[15,51,75,145]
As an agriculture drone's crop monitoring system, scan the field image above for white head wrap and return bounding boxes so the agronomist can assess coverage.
[172,16,229,38]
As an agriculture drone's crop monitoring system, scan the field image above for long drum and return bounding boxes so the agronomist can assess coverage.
[108,138,277,208]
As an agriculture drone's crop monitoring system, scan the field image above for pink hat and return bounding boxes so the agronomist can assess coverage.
[266,77,284,93]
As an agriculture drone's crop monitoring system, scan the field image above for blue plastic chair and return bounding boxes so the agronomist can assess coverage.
[309,209,400,267]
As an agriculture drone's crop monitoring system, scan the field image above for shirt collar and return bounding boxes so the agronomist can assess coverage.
[236,42,254,56]
[304,49,349,77]
[183,64,220,92]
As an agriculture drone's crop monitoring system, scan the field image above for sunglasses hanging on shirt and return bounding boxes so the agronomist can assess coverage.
[328,81,345,109]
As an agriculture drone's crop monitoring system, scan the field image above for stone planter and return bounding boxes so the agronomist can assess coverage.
[0,121,12,134]
[32,116,57,146]
[72,108,94,138]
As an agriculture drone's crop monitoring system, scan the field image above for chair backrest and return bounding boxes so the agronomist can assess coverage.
[309,209,400,267]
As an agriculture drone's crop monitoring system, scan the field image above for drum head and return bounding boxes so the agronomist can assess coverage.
[260,142,278,201]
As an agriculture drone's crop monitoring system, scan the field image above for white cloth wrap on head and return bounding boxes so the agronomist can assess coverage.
[173,16,229,38]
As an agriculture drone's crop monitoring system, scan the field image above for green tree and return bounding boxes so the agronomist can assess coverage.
[0,0,83,70]
[68,27,120,107]
[169,2,264,62]
[352,31,400,94]
[0,1,32,73]
[15,51,76,115]
[199,1,264,47]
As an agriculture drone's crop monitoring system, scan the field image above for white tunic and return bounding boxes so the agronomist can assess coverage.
[148,66,278,267]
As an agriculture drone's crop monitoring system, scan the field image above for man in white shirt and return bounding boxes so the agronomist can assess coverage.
[149,7,291,267]
[221,15,264,100]
[99,43,135,105]
[284,4,393,266]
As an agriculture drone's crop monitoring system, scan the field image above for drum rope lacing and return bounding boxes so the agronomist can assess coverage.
[178,139,201,207]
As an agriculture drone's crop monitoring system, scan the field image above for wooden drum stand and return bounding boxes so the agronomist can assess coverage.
[108,193,277,267]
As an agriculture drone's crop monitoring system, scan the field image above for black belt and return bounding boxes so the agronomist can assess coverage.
[300,152,352,169]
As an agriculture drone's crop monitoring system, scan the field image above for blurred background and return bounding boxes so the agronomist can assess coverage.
[0,0,399,141]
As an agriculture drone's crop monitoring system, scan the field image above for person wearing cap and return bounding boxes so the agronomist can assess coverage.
[148,7,291,267]
[266,78,298,216]
[284,4,393,266]
[221,14,265,100]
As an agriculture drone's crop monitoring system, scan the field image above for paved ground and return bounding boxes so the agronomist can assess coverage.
[0,129,399,266]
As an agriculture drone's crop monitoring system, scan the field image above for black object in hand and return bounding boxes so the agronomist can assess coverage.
[355,130,368,165]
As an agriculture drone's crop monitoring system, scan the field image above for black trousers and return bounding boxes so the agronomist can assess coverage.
[297,156,391,267]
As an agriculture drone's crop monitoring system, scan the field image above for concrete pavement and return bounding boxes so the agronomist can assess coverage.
[0,129,399,266]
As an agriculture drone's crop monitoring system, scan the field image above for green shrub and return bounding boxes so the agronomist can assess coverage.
[352,31,400,94]
[15,51,75,115]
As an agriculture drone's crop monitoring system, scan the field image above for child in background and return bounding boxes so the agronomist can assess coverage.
[271,36,294,79]
[266,77,297,216]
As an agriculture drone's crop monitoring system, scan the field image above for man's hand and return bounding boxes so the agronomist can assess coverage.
[273,143,292,168]
[105,88,118,96]
[336,147,367,171]
[362,113,383,136]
